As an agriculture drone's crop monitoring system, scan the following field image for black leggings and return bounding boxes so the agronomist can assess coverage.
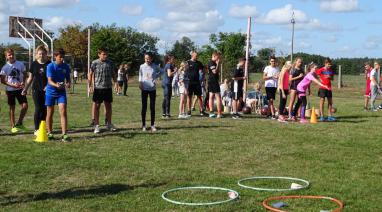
[141,90,156,127]
[293,95,307,119]
[33,91,47,130]
[162,84,172,115]
[123,80,128,95]
[278,90,289,115]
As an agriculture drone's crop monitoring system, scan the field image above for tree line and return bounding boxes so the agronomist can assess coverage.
[1,23,379,76]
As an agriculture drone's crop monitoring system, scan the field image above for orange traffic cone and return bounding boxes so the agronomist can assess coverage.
[310,107,318,124]
[35,121,48,142]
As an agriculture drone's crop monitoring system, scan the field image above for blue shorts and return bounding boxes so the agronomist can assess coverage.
[45,93,67,106]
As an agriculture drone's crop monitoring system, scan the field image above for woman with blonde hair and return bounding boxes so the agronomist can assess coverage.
[277,62,292,122]
[288,57,304,120]
[23,45,51,135]
[177,61,190,118]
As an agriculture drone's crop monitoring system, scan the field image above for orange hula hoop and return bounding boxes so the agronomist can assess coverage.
[262,195,344,212]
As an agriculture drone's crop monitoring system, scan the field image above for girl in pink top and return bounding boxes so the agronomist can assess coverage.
[292,63,329,123]
[277,62,292,122]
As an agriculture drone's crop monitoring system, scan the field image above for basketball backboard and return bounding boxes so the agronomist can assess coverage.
[9,16,43,38]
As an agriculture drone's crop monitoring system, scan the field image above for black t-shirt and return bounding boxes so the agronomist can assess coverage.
[30,60,51,92]
[186,60,204,85]
[231,67,244,91]
[290,67,304,89]
[208,60,219,86]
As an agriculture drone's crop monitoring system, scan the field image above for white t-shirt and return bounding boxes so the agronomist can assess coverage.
[263,65,279,88]
[117,69,124,81]
[74,70,78,77]
[0,61,26,91]
[370,68,380,86]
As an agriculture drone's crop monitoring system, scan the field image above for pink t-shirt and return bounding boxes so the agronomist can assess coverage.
[297,72,315,94]
[282,70,289,90]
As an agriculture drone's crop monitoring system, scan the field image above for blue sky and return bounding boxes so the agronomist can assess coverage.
[0,0,381,58]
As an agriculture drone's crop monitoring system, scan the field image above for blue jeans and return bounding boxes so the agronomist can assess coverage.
[162,84,172,115]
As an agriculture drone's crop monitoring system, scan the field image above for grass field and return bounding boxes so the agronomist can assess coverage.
[0,74,381,211]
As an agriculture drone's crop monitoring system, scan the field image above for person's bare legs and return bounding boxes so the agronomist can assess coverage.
[104,102,112,124]
[58,103,67,135]
[93,102,101,125]
[46,106,54,133]
[319,98,325,117]
[9,105,15,127]
[364,96,369,109]
[288,90,297,117]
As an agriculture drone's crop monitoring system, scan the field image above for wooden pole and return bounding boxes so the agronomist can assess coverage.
[87,28,91,98]
[338,65,342,89]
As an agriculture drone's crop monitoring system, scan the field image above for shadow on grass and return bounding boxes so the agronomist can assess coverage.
[160,125,232,130]
[0,182,166,206]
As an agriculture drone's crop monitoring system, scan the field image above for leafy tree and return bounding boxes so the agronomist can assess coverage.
[167,37,196,62]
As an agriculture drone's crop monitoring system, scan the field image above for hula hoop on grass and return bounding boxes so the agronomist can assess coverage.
[262,195,344,212]
[237,176,310,191]
[161,186,239,206]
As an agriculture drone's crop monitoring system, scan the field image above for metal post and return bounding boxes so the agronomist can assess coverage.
[290,12,295,62]
[338,65,342,89]
[18,32,31,69]
[34,20,53,61]
[17,17,35,61]
[34,33,49,48]
[244,17,251,102]
[87,28,91,98]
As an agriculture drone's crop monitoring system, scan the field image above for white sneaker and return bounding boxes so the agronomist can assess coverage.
[151,126,157,132]
[34,130,39,136]
[142,127,147,132]
[178,114,184,119]
[107,123,117,132]
[217,114,224,119]
[94,125,100,134]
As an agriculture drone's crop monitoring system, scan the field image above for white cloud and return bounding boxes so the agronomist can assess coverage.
[258,4,309,25]
[0,0,26,36]
[257,4,341,32]
[229,4,259,18]
[45,16,82,31]
[121,4,143,16]
[167,10,224,33]
[320,0,359,12]
[26,0,80,7]
[137,17,164,32]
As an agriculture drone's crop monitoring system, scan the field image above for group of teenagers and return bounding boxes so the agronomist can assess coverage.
[0,45,338,142]
[363,61,382,111]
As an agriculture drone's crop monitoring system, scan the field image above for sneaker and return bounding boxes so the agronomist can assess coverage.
[47,133,54,140]
[319,116,326,122]
[94,125,100,134]
[34,130,39,136]
[178,114,184,119]
[11,127,20,133]
[216,114,224,119]
[104,119,108,125]
[371,108,378,112]
[162,114,167,119]
[151,126,157,132]
[191,107,195,111]
[289,116,297,122]
[232,114,240,119]
[278,117,287,123]
[61,134,71,142]
[15,124,27,131]
[271,115,277,120]
[184,113,191,118]
[378,105,382,110]
[166,114,172,118]
[200,111,209,116]
[209,113,217,118]
[107,123,117,132]
[327,116,337,122]
[142,127,147,132]
[187,111,192,116]
[300,119,309,124]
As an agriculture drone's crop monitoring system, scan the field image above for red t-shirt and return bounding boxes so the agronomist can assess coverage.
[316,67,333,90]
[366,67,372,87]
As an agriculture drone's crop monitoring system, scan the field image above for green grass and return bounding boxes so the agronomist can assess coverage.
[0,74,381,211]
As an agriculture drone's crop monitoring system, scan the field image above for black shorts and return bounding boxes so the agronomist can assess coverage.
[318,89,332,98]
[188,83,202,97]
[117,81,124,87]
[231,89,243,100]
[265,87,277,100]
[93,88,113,104]
[6,90,28,106]
[208,82,220,94]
